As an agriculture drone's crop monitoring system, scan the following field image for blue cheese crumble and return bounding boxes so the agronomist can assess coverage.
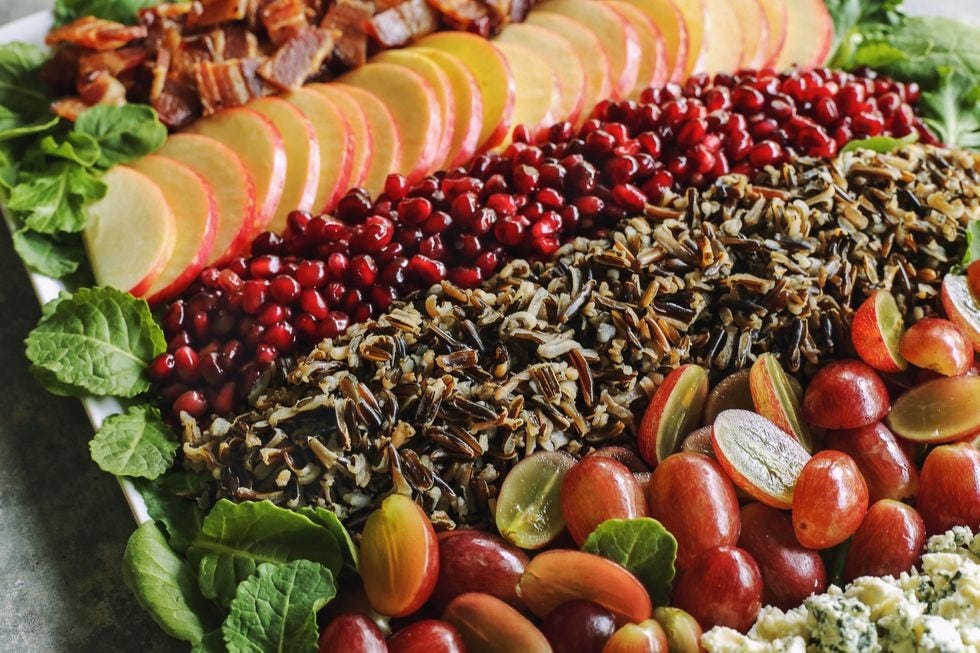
[702,527,980,653]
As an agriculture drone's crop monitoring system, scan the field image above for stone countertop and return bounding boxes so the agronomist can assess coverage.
[0,6,181,653]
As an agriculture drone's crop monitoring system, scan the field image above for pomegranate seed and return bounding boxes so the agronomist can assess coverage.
[612,183,646,212]
[451,192,480,225]
[264,322,295,350]
[419,235,445,260]
[258,303,286,326]
[677,118,708,148]
[420,211,452,235]
[335,190,373,222]
[254,343,277,365]
[324,282,346,307]
[381,258,410,285]
[513,165,540,194]
[398,196,433,225]
[350,254,378,287]
[173,346,201,384]
[218,269,244,293]
[199,352,225,384]
[242,280,268,314]
[384,174,410,201]
[269,275,300,303]
[476,250,500,277]
[296,260,327,288]
[286,211,312,235]
[369,285,398,312]
[449,266,484,287]
[249,255,282,278]
[487,193,517,217]
[148,354,176,383]
[409,255,447,284]
[748,141,785,167]
[163,302,186,333]
[351,216,395,253]
[319,311,350,339]
[494,216,528,246]
[173,390,208,418]
[300,289,329,320]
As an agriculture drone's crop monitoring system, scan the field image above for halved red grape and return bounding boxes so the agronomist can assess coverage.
[851,290,907,373]
[562,456,648,546]
[885,375,980,443]
[495,450,576,549]
[899,317,973,377]
[637,365,709,466]
[602,619,669,653]
[443,593,551,653]
[749,353,813,451]
[917,443,980,535]
[703,369,754,426]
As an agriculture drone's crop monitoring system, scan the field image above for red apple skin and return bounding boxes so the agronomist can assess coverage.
[738,503,827,610]
[941,275,980,353]
[672,546,763,633]
[917,443,980,535]
[844,500,925,583]
[851,290,907,373]
[648,453,740,570]
[899,317,974,377]
[823,422,919,502]
[792,451,869,550]
[319,614,388,653]
[802,359,890,430]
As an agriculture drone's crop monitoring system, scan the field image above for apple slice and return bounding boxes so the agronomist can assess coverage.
[329,83,401,196]
[285,87,354,213]
[157,133,256,265]
[525,12,611,122]
[248,96,320,233]
[412,47,483,169]
[129,154,218,305]
[496,24,588,128]
[775,0,832,70]
[493,41,563,145]
[535,0,640,102]
[373,49,455,171]
[615,0,689,84]
[701,0,744,73]
[414,31,516,153]
[186,106,286,237]
[307,83,373,189]
[671,0,707,77]
[731,0,769,69]
[758,0,788,67]
[84,166,175,296]
[340,62,442,184]
[941,274,980,352]
[608,1,669,96]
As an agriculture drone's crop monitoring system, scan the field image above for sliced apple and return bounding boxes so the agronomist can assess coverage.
[671,0,706,77]
[493,41,562,145]
[129,154,218,305]
[775,0,832,70]
[157,133,256,265]
[248,96,320,233]
[307,83,373,189]
[608,0,669,96]
[615,0,689,84]
[758,0,788,67]
[525,12,611,121]
[701,0,744,73]
[373,49,455,171]
[285,87,354,213]
[535,0,640,102]
[186,106,286,237]
[496,23,588,128]
[414,31,516,152]
[340,62,442,184]
[329,83,401,196]
[731,0,769,69]
[84,166,175,297]
[412,46,483,169]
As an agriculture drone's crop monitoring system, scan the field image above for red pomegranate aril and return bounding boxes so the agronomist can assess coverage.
[487,193,517,217]
[421,211,452,235]
[269,275,300,303]
[295,260,327,288]
[350,255,378,288]
[173,390,208,418]
[612,184,646,212]
[410,255,447,285]
[249,255,282,278]
[419,235,446,260]
[853,111,886,136]
[495,216,528,246]
[319,310,351,338]
[300,288,330,320]
[385,173,410,201]
[198,351,225,384]
[381,258,410,286]
[343,289,364,313]
[476,251,499,277]
[324,281,347,307]
[149,354,176,383]
[256,303,284,326]
[748,141,784,167]
[369,285,398,312]
[217,269,244,293]
[254,343,277,364]
[335,190,373,222]
[451,192,480,225]
[173,346,201,384]
[732,86,765,112]
[264,322,295,350]
[677,119,708,149]
[399,196,433,225]
[690,145,715,175]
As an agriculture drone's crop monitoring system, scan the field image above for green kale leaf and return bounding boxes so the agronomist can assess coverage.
[75,104,168,168]
[89,404,178,479]
[11,228,84,278]
[7,161,106,234]
[133,471,208,555]
[582,518,678,605]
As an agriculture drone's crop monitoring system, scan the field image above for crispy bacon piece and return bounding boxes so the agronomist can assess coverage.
[78,46,148,77]
[206,25,260,60]
[77,71,128,106]
[186,0,250,29]
[153,77,202,128]
[319,0,371,68]
[259,26,333,90]
[367,0,438,48]
[51,97,89,122]
[428,0,490,33]
[195,58,270,114]
[138,2,194,21]
[45,17,147,52]
[259,0,310,45]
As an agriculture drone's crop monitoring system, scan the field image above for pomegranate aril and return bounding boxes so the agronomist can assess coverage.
[242,280,268,314]
[149,354,176,383]
[264,322,295,350]
[173,346,201,384]
[350,255,378,288]
[301,289,330,320]
[421,211,452,235]
[173,390,208,418]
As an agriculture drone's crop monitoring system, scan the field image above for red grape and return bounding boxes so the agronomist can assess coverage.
[672,546,763,632]
[319,614,388,653]
[562,456,648,545]
[899,317,973,377]
[388,620,465,653]
[917,443,980,535]
[844,500,925,582]
[540,600,617,653]
[822,422,918,502]
[792,450,869,549]
[430,530,529,610]
[802,360,890,429]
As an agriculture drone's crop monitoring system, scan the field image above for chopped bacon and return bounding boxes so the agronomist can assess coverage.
[259,0,310,45]
[153,77,201,128]
[187,0,250,29]
[45,17,147,52]
[77,71,128,106]
[138,2,194,21]
[205,25,260,60]
[51,97,89,122]
[195,58,270,114]
[367,0,438,48]
[259,26,333,90]
[319,0,371,68]
[78,46,148,78]
[428,0,490,33]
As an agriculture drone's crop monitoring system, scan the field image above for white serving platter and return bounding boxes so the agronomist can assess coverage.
[0,10,152,526]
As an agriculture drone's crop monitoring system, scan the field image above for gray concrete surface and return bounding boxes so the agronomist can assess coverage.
[0,4,182,652]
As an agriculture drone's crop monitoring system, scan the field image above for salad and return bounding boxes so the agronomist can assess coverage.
[1,0,980,651]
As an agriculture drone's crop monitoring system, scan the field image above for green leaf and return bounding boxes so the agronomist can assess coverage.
[122,521,222,645]
[37,132,102,167]
[24,286,166,397]
[223,561,337,653]
[840,133,919,154]
[8,162,106,234]
[187,500,346,607]
[921,68,980,149]
[54,0,166,25]
[962,221,980,268]
[30,364,88,397]
[193,630,228,653]
[0,106,60,142]
[0,42,53,116]
[11,228,83,278]
[823,0,903,68]
[89,405,178,479]
[582,518,677,605]
[295,506,360,571]
[822,539,851,588]
[133,471,208,554]
[75,104,168,168]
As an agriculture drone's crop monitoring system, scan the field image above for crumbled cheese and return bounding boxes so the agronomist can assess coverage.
[701,527,980,653]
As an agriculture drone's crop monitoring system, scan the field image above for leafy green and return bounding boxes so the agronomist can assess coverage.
[840,133,918,154]
[962,221,980,268]
[192,630,228,653]
[54,0,167,26]
[123,521,222,646]
[37,132,102,167]
[223,561,337,653]
[7,161,106,234]
[89,405,178,479]
[296,506,360,571]
[0,42,51,117]
[133,471,208,554]
[187,500,347,606]
[0,106,59,142]
[75,105,168,168]
[582,518,677,605]
[825,0,904,69]
[921,68,980,150]
[25,286,165,397]
[11,228,84,278]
